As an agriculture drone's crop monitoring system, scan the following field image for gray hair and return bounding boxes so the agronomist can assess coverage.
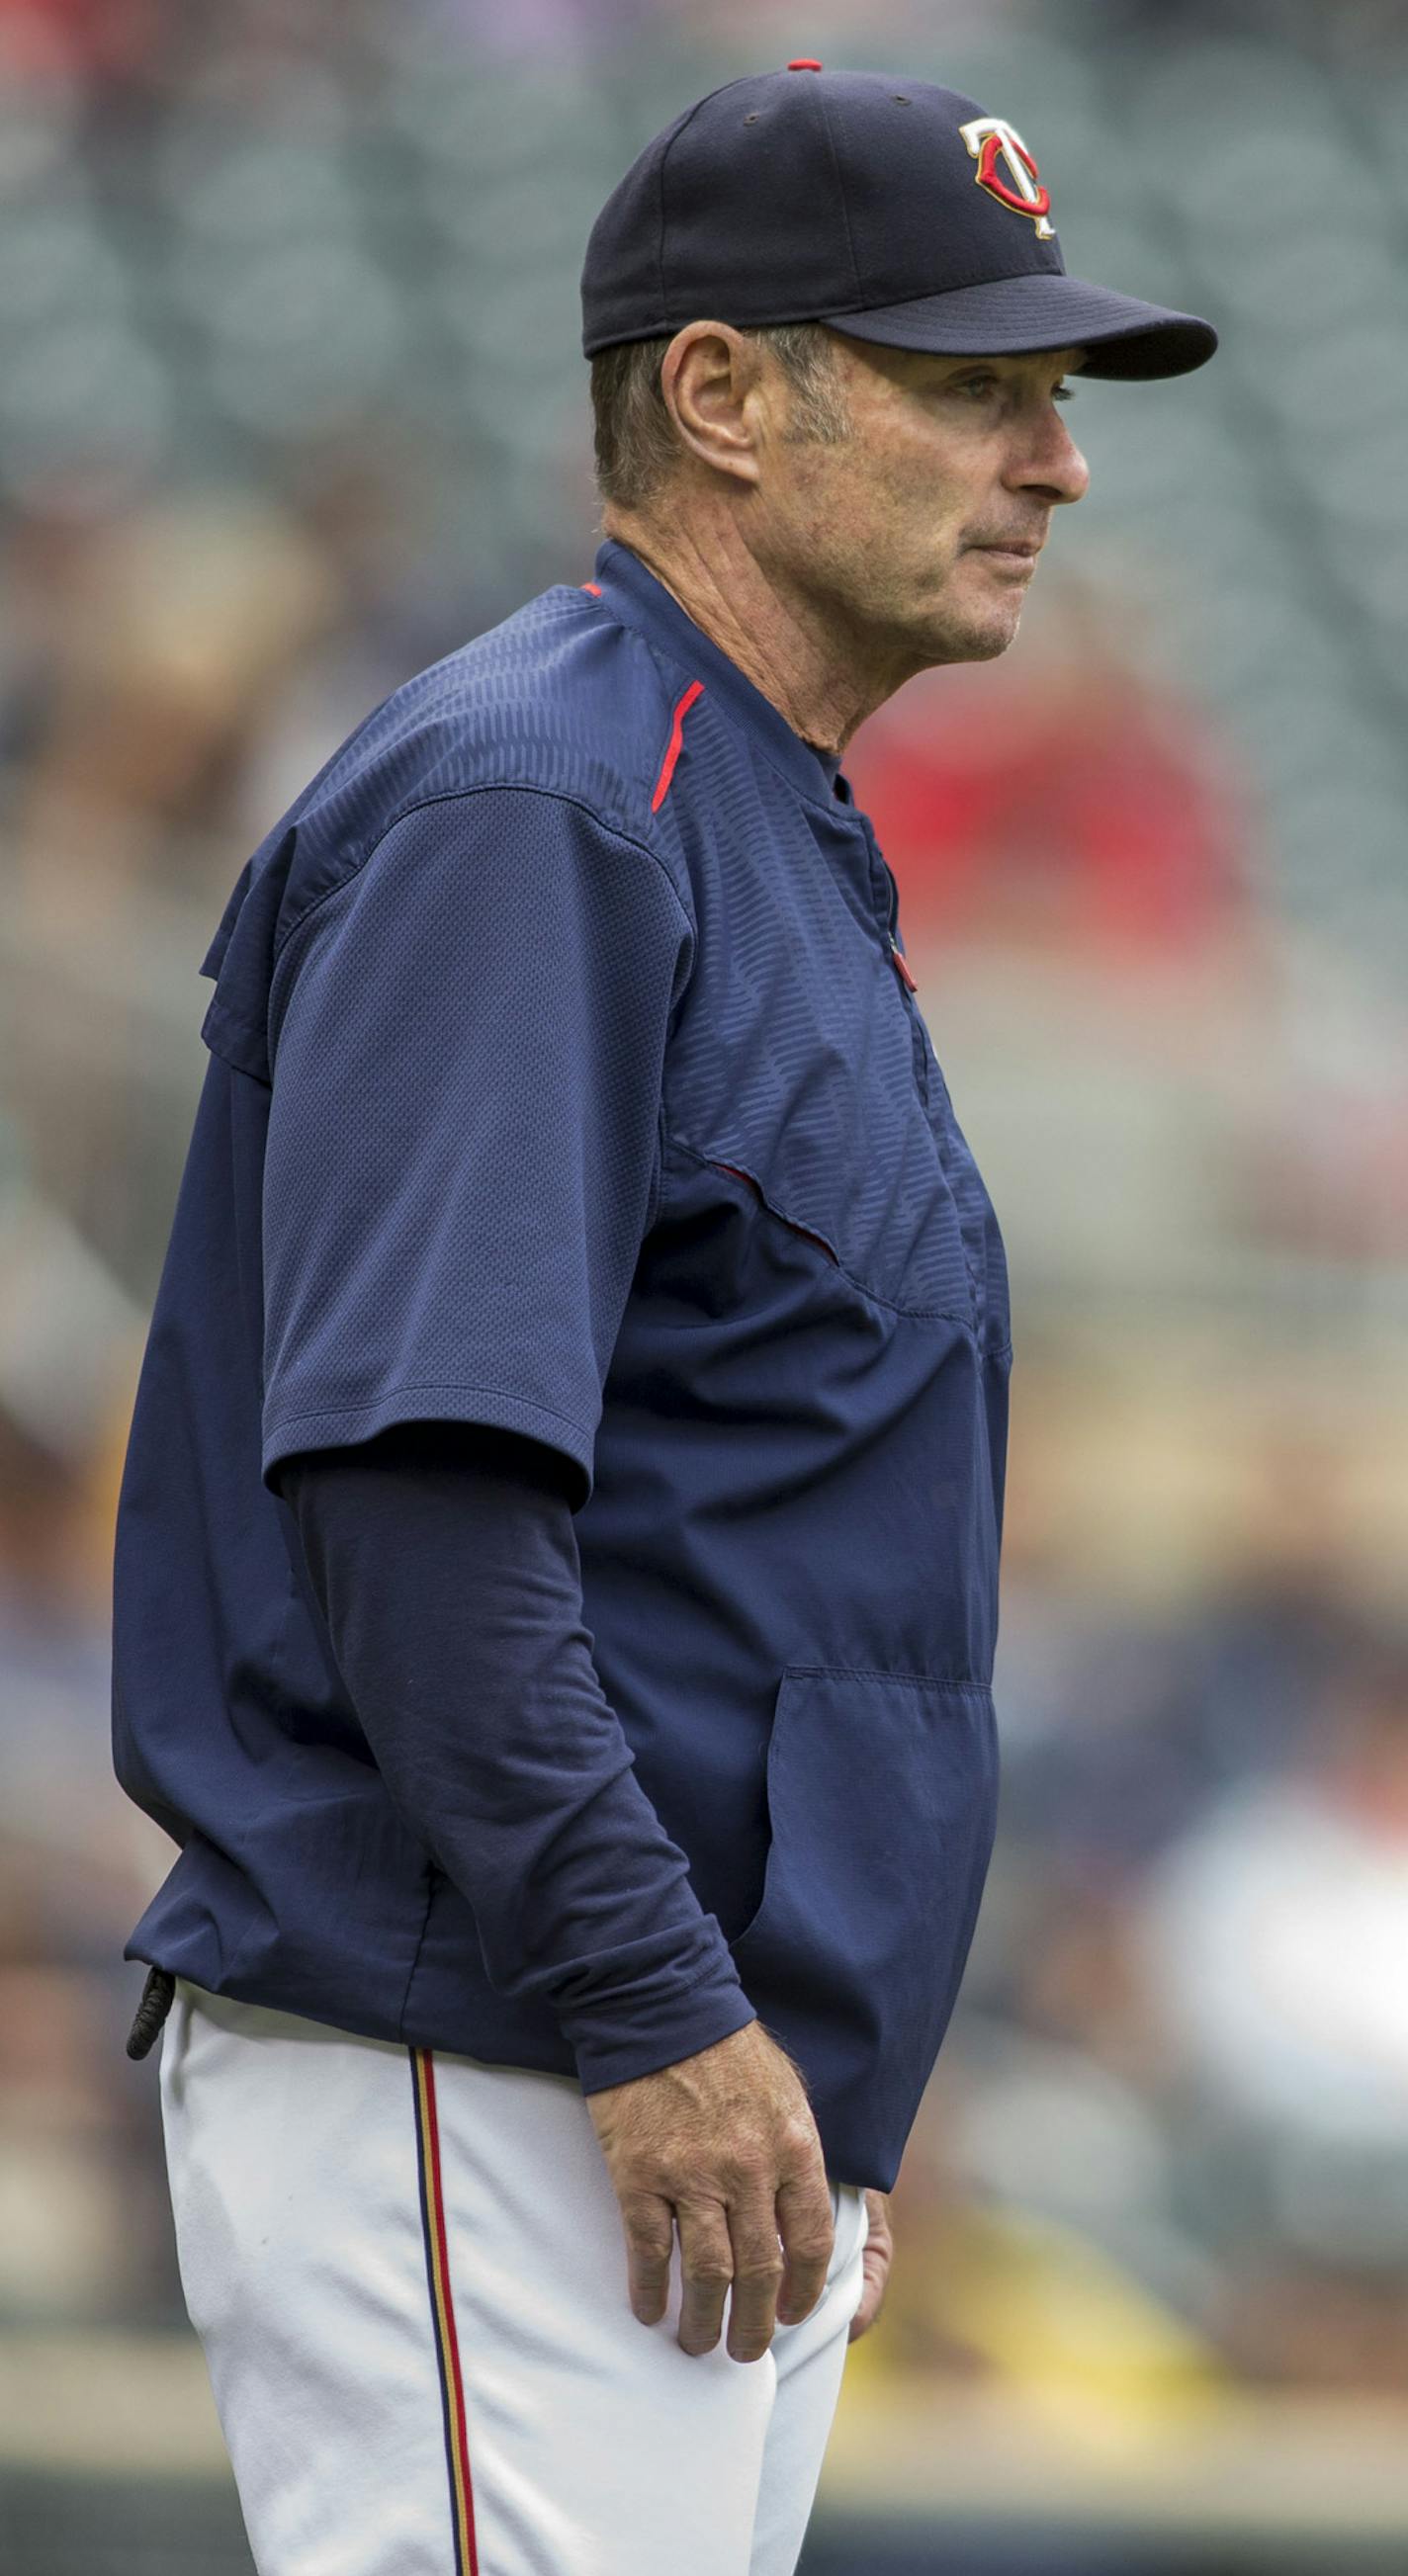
[590,322,849,511]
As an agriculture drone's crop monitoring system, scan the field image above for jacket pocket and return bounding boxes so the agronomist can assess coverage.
[730,1664,999,2176]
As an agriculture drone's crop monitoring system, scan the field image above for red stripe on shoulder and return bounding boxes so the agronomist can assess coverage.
[580,580,602,596]
[650,680,705,814]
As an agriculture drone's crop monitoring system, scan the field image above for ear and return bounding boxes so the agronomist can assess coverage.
[660,322,765,487]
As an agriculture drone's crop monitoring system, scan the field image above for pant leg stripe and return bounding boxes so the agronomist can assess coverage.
[411,2046,480,2576]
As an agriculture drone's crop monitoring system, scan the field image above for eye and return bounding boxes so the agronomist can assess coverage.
[953,372,999,398]
[1052,381,1076,405]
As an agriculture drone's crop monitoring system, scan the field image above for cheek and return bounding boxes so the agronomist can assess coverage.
[813,454,967,570]
[769,433,976,602]
[865,443,974,553]
[772,457,896,585]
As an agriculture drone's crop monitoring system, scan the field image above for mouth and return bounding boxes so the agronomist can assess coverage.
[967,538,1043,573]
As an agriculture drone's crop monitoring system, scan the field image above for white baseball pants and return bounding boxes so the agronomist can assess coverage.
[158,1978,868,2576]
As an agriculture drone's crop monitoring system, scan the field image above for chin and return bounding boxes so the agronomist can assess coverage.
[962,623,1017,662]
[918,610,1020,667]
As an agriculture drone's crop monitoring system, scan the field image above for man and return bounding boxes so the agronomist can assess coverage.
[112,62,1215,2576]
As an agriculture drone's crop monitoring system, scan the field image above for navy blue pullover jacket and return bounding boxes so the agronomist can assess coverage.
[111,539,1010,2190]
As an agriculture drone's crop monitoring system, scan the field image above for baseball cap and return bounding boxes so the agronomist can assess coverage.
[581,64,1216,382]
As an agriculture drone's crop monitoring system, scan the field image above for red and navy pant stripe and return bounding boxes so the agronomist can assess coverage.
[410,2047,479,2575]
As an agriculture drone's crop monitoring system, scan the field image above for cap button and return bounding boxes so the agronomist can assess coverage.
[786,58,823,70]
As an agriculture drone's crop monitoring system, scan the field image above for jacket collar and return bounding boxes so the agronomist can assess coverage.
[592,539,848,809]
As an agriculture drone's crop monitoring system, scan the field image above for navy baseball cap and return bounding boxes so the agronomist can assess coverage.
[582,63,1216,382]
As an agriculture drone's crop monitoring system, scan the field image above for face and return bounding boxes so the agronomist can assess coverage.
[749,333,1091,673]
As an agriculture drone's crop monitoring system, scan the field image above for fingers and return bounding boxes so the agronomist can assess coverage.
[591,2022,837,2361]
[676,2191,793,2362]
[674,2198,735,2357]
[621,2190,675,2327]
[775,2172,835,2327]
[626,2174,834,2361]
[848,2188,893,2344]
[724,2191,786,2363]
[847,2245,885,2343]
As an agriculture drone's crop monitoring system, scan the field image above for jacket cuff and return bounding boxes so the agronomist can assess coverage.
[564,1937,757,2093]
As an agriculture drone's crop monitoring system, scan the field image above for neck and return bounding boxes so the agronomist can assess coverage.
[602,499,917,759]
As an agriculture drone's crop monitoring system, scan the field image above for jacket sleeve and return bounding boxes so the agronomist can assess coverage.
[260,787,692,1506]
[277,1418,755,2092]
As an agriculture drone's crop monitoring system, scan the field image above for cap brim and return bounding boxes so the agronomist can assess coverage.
[822,271,1216,381]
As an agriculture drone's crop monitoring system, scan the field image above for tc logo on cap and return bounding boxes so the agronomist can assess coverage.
[958,117,1055,240]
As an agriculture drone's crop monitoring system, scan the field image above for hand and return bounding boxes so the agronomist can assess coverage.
[585,2018,834,2364]
[847,2190,892,2343]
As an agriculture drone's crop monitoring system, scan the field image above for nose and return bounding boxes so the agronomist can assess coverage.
[1008,406,1090,508]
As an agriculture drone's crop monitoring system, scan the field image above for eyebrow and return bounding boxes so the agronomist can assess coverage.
[934,349,1087,374]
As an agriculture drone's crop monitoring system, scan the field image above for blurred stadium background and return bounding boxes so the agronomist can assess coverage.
[3,0,1408,2568]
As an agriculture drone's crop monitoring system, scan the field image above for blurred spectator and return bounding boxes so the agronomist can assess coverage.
[1138,1621,1408,2156]
[0,1385,183,2327]
[847,572,1253,969]
[8,491,341,928]
[1132,1621,1408,2390]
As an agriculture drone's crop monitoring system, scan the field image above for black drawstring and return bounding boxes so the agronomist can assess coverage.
[126,1965,176,2059]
